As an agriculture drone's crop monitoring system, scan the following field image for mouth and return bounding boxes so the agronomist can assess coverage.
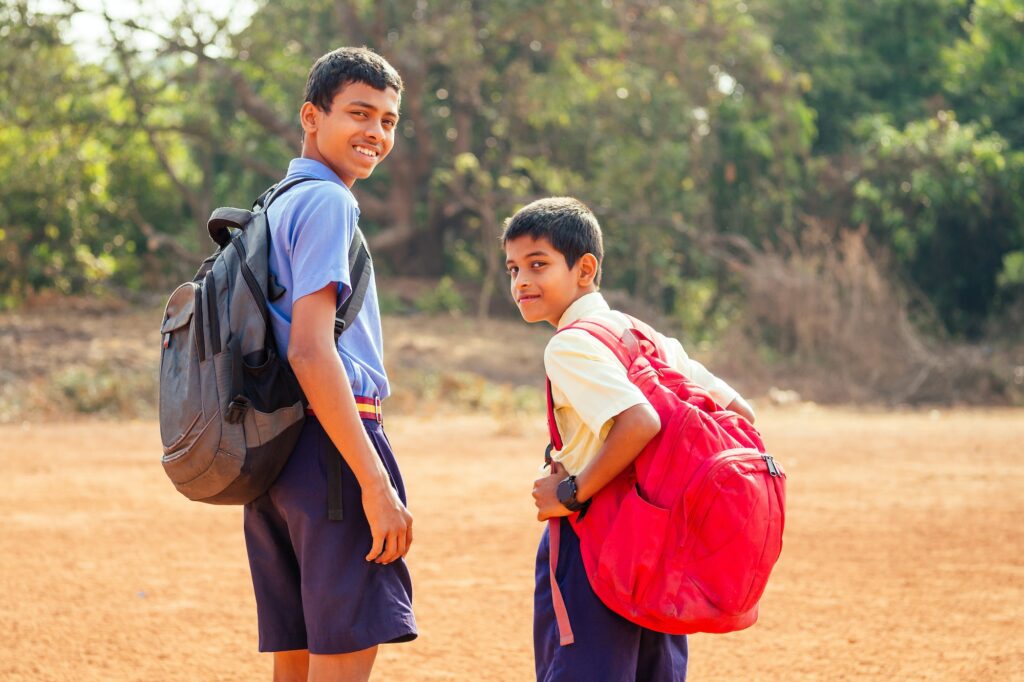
[354,145,380,159]
[517,294,540,304]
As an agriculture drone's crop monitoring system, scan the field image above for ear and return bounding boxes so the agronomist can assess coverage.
[299,101,321,135]
[577,253,599,287]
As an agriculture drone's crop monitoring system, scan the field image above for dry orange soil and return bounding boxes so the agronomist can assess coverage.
[1,408,1022,681]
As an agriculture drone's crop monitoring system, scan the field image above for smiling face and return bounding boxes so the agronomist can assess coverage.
[505,235,598,326]
[299,81,400,187]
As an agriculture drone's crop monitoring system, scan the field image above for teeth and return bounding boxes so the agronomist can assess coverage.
[355,146,378,158]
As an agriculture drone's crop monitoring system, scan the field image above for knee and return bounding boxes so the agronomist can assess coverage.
[273,649,309,682]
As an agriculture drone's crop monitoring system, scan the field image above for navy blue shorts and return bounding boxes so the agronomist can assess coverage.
[243,415,417,654]
[534,518,688,682]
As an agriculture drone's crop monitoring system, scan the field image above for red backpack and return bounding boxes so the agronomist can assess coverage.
[545,315,786,644]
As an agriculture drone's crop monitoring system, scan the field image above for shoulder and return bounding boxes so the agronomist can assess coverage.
[274,180,359,243]
[544,327,619,370]
[289,180,359,219]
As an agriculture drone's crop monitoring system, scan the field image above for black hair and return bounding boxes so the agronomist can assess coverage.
[304,46,403,112]
[501,197,604,285]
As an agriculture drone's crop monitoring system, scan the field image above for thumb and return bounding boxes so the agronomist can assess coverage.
[550,460,567,476]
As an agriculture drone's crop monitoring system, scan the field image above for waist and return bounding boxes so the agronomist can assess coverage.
[306,395,383,424]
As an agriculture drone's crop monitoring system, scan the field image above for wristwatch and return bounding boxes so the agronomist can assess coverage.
[556,475,589,513]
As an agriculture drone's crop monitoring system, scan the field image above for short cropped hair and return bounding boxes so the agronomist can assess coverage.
[501,197,604,285]
[304,47,403,112]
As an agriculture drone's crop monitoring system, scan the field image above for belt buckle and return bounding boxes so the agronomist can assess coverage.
[374,396,382,424]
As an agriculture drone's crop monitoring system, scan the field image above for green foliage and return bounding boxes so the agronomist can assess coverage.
[944,0,1024,147]
[414,276,466,315]
[850,112,1024,336]
[3,0,1023,347]
[756,0,968,151]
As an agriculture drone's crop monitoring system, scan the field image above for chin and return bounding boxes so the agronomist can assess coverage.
[518,309,541,324]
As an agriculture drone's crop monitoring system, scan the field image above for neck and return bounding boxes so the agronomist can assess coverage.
[550,288,598,327]
[300,137,355,187]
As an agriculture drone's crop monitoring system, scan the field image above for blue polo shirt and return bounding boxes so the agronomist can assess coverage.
[265,158,389,400]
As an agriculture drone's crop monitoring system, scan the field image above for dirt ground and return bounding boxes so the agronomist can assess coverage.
[1,407,1022,681]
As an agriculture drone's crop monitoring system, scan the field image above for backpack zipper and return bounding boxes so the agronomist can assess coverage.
[231,236,270,329]
[193,283,206,361]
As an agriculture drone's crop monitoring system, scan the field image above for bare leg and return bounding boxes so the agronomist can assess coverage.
[308,646,379,682]
[273,649,310,682]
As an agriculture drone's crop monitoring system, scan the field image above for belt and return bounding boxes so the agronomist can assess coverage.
[305,396,383,424]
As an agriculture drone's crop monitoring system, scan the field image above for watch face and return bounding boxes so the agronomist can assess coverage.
[556,477,573,506]
[557,476,578,509]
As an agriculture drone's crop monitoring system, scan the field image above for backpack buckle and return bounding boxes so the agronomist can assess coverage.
[225,396,250,425]
[374,396,382,424]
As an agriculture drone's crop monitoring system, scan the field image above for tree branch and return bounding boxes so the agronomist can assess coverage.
[127,203,200,260]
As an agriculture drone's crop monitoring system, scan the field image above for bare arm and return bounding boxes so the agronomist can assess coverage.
[725,395,756,424]
[532,403,661,520]
[289,284,412,563]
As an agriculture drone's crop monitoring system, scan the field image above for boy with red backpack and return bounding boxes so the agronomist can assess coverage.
[503,197,780,681]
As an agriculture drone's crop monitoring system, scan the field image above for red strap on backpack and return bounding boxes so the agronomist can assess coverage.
[547,519,575,645]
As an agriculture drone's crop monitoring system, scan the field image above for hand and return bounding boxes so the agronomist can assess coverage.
[362,481,413,564]
[532,460,572,522]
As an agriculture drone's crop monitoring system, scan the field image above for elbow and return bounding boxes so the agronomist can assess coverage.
[287,339,318,376]
[730,397,756,424]
[638,404,662,442]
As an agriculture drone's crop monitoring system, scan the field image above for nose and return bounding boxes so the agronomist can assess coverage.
[364,117,385,142]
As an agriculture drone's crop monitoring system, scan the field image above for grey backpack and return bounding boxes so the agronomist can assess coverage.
[158,177,372,504]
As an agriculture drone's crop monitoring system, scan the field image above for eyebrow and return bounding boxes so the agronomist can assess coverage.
[348,100,400,119]
[506,250,550,265]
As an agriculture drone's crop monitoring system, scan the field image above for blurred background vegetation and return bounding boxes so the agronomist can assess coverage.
[2,0,1023,408]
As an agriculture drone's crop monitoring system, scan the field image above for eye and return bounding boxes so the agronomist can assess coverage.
[507,266,519,276]
[531,261,545,269]
[383,118,397,129]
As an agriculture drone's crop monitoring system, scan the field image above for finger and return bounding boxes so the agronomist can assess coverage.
[395,528,409,560]
[379,530,400,564]
[366,532,384,562]
[385,529,403,563]
[551,460,566,475]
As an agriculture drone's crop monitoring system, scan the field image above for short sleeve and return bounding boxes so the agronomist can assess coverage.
[660,335,740,408]
[544,330,651,435]
[288,186,357,305]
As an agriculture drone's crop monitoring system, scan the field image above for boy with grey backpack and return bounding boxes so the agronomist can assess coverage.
[157,47,416,679]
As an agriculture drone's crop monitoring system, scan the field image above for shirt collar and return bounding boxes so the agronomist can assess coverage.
[286,158,353,193]
[557,291,609,330]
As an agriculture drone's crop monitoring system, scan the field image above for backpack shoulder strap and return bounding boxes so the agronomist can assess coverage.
[619,314,669,361]
[334,227,372,341]
[250,177,372,341]
[254,176,319,211]
[559,317,636,368]
[546,379,564,451]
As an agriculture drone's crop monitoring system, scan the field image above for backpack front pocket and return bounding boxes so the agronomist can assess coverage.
[159,282,203,448]
[593,485,671,606]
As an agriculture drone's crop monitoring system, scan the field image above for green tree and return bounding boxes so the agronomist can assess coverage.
[851,113,1024,337]
[944,0,1024,147]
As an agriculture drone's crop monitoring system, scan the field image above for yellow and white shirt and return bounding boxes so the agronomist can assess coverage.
[545,292,740,475]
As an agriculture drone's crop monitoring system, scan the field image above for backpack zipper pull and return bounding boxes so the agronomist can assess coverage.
[762,454,780,477]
